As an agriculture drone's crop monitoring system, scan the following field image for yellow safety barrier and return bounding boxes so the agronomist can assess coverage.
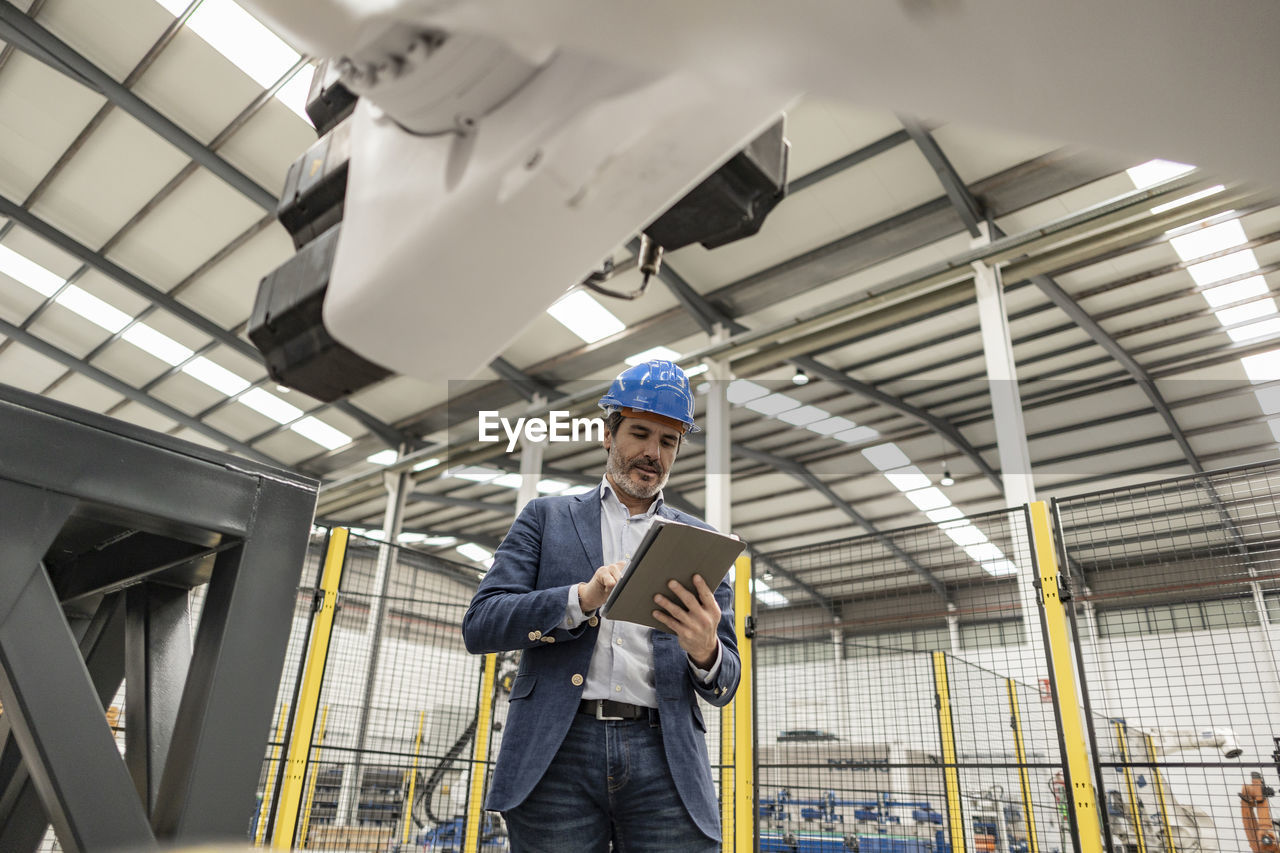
[1028,502,1103,853]
[732,555,754,853]
[255,703,290,844]
[402,710,427,846]
[1114,723,1147,853]
[464,654,498,853]
[272,527,349,849]
[932,651,967,853]
[297,705,329,849]
[1144,733,1177,853]
[1006,679,1040,853]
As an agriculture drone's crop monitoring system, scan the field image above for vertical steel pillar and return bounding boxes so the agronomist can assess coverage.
[1006,678,1041,853]
[932,651,966,853]
[337,452,410,825]
[516,396,546,514]
[731,554,754,853]
[463,654,498,853]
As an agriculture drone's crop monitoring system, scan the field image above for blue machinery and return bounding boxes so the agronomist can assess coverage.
[759,791,952,853]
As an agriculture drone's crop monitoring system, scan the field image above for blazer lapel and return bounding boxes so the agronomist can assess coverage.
[568,490,604,573]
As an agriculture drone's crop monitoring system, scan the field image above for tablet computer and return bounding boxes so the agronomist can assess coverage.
[600,518,746,632]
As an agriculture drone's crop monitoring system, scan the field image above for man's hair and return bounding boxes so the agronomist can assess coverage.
[605,411,684,448]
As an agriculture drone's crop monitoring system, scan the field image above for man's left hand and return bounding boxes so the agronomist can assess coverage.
[653,574,720,669]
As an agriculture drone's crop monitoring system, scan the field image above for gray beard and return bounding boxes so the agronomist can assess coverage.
[606,447,668,501]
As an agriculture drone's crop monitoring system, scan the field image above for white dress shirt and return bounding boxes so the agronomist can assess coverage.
[562,479,721,707]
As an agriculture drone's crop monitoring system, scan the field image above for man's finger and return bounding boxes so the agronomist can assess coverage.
[666,579,701,610]
[692,574,715,603]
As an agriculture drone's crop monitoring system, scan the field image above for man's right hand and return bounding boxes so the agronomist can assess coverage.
[578,561,626,612]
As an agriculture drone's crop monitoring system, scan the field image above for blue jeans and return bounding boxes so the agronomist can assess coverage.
[501,711,718,852]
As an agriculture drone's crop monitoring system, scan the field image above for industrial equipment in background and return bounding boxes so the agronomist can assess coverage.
[248,55,787,403]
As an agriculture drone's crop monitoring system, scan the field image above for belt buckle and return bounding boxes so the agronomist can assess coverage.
[593,700,624,721]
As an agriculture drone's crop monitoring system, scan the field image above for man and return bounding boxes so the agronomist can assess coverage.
[462,360,740,852]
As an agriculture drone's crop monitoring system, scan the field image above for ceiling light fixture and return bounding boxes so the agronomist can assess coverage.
[940,464,955,486]
[792,368,809,386]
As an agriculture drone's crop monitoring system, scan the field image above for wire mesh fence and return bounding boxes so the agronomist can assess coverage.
[262,531,491,851]
[754,507,1068,853]
[1054,460,1280,853]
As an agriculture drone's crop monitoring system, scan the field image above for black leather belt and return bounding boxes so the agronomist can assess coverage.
[579,698,656,721]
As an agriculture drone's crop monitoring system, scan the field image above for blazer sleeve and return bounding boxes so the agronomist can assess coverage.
[690,570,740,707]
[462,498,589,653]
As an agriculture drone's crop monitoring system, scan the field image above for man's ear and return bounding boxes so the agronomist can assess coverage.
[602,428,613,453]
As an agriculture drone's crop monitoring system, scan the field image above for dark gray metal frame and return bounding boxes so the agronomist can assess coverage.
[0,383,317,851]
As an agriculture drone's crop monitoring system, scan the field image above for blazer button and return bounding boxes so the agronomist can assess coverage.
[571,674,584,686]
[588,616,599,627]
[529,630,542,640]
[541,636,555,643]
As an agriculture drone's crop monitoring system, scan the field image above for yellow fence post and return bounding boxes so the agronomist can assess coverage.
[255,703,290,845]
[297,705,329,850]
[402,710,427,846]
[272,527,349,849]
[721,703,734,849]
[463,654,498,853]
[733,555,754,853]
[1005,679,1040,853]
[1143,733,1177,853]
[932,651,967,853]
[1114,722,1147,853]
[1027,501,1104,853]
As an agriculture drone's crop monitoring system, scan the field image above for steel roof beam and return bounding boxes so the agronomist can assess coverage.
[0,0,277,211]
[899,115,983,238]
[490,356,560,402]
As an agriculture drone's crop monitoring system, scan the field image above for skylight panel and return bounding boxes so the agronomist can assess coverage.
[456,543,494,566]
[1188,250,1260,287]
[726,379,770,404]
[776,405,829,426]
[182,356,250,395]
[184,0,301,88]
[413,457,441,471]
[944,524,990,547]
[834,426,879,445]
[122,324,193,365]
[451,466,503,482]
[1254,386,1280,415]
[560,485,595,496]
[1215,299,1277,328]
[745,393,800,415]
[625,346,681,366]
[884,466,930,492]
[926,506,964,523]
[1242,350,1280,383]
[0,245,62,297]
[546,291,625,343]
[1202,276,1269,308]
[537,479,571,493]
[1150,185,1225,215]
[1169,220,1247,262]
[54,286,130,333]
[684,364,709,377]
[1127,159,1194,189]
[904,487,951,512]
[275,65,314,124]
[492,473,524,489]
[982,560,1019,577]
[808,416,857,436]
[752,579,789,607]
[963,542,1005,563]
[418,536,458,547]
[240,387,303,424]
[861,443,911,471]
[367,450,398,465]
[1228,318,1280,344]
[291,416,352,450]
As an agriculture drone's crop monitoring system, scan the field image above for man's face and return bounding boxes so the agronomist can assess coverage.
[603,416,682,501]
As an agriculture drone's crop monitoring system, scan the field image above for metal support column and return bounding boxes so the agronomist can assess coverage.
[337,453,411,825]
[1006,678,1041,853]
[731,554,754,853]
[704,329,733,534]
[932,651,966,853]
[463,654,499,853]
[517,396,547,514]
[124,583,190,815]
[971,225,1035,508]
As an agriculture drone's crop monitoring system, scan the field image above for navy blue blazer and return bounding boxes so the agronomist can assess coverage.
[462,490,740,841]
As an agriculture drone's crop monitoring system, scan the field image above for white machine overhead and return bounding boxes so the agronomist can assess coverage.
[238,0,1280,384]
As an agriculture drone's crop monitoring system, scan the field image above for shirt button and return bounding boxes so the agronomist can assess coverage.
[615,685,622,692]
[588,616,599,627]
[615,638,623,645]
[571,674,584,686]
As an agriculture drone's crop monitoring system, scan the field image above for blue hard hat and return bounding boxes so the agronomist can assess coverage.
[598,360,699,433]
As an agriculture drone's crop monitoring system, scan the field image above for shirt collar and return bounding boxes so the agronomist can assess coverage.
[599,476,665,518]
